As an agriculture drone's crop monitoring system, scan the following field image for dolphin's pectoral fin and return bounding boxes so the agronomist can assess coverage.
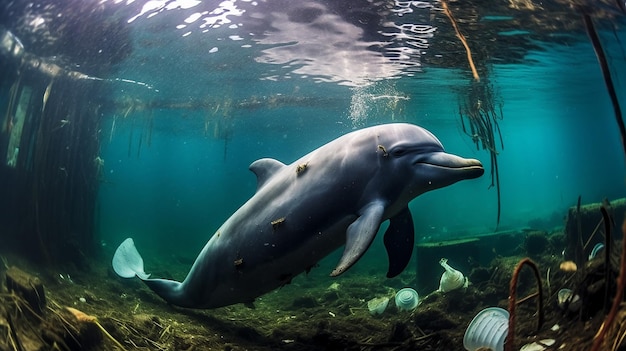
[249,158,286,191]
[383,207,414,278]
[330,202,385,277]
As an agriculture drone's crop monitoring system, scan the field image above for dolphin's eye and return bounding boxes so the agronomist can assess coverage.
[391,144,441,157]
[391,147,409,157]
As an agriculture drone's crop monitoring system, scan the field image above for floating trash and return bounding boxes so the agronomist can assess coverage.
[394,288,419,311]
[438,258,468,293]
[367,296,389,316]
[588,242,605,260]
[520,339,556,351]
[557,288,581,312]
[559,261,577,272]
[463,307,509,351]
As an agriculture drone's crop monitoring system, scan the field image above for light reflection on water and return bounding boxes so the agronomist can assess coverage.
[108,0,436,87]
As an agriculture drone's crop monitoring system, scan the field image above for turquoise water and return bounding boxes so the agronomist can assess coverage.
[98,37,626,264]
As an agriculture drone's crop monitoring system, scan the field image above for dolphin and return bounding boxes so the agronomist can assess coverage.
[112,123,484,309]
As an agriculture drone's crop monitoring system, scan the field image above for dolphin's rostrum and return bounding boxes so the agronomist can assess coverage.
[112,123,484,309]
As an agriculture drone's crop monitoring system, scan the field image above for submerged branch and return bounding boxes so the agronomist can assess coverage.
[458,81,504,227]
[581,12,626,159]
[442,0,504,227]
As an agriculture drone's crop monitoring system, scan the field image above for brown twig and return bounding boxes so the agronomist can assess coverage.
[516,291,539,305]
[576,195,585,266]
[440,0,479,81]
[5,311,24,351]
[611,312,626,351]
[506,258,544,351]
[591,218,626,351]
[601,205,613,312]
[583,217,605,251]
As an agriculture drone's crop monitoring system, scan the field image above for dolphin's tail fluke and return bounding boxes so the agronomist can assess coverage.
[112,238,151,279]
[112,238,190,307]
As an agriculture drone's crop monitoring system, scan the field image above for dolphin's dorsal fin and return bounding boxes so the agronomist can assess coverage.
[249,158,286,191]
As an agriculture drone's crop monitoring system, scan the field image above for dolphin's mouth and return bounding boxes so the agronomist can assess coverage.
[451,164,485,179]
[414,152,485,179]
[420,163,485,179]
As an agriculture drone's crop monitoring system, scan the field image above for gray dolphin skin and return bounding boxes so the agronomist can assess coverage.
[112,123,484,309]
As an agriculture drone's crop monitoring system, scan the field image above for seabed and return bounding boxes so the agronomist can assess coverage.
[0,199,625,351]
